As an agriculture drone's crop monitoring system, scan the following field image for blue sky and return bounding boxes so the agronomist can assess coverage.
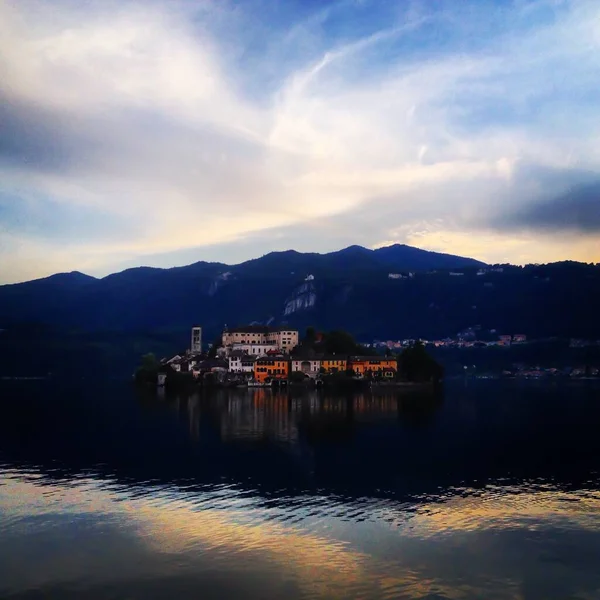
[0,0,599,283]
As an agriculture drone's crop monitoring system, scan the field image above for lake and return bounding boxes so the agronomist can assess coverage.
[1,380,599,599]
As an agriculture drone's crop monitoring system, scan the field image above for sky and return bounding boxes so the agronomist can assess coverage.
[1,0,599,283]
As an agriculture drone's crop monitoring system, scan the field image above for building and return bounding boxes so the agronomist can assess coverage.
[291,358,321,378]
[498,335,512,346]
[194,359,228,378]
[228,351,245,373]
[321,356,348,373]
[222,326,299,352]
[229,342,278,357]
[512,334,527,343]
[240,356,258,377]
[164,354,184,371]
[228,352,257,377]
[190,325,202,354]
[254,356,290,383]
[349,356,397,377]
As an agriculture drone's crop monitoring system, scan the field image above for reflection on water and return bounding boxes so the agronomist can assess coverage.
[1,381,600,599]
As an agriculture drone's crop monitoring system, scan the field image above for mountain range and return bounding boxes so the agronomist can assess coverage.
[0,244,598,346]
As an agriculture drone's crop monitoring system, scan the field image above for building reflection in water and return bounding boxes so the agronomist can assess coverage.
[163,388,443,446]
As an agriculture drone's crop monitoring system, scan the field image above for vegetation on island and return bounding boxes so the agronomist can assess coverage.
[134,352,160,385]
[134,352,195,389]
[398,341,444,383]
[294,327,443,386]
[292,326,377,357]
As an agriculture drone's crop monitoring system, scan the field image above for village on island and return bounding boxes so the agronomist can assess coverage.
[135,325,443,389]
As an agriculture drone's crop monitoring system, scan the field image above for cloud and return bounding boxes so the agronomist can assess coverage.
[1,0,600,282]
[496,181,600,234]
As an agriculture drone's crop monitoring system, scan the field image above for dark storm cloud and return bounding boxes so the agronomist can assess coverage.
[0,93,82,172]
[500,181,600,234]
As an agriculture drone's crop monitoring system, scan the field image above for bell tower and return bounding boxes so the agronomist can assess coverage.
[191,325,202,354]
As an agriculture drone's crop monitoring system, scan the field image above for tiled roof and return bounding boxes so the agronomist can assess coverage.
[225,325,270,334]
[256,355,288,362]
[349,356,397,362]
[225,325,298,334]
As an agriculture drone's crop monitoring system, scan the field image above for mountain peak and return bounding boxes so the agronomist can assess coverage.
[0,244,597,343]
[338,245,371,253]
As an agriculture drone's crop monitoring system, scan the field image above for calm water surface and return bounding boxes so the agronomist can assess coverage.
[1,380,599,599]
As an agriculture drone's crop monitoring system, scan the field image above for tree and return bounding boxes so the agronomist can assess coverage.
[305,326,317,345]
[134,352,160,385]
[398,342,444,383]
[141,352,159,370]
[289,371,308,383]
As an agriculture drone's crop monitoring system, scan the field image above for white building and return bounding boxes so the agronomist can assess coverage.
[291,359,321,378]
[228,352,257,375]
[222,326,298,353]
[227,343,278,357]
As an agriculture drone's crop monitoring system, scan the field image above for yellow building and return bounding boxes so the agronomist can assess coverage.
[254,357,290,383]
[321,356,347,373]
[348,356,397,377]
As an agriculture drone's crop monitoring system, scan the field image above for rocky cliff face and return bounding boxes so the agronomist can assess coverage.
[207,271,233,296]
[1,247,598,342]
[283,281,317,316]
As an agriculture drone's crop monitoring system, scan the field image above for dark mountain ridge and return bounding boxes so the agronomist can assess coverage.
[0,244,598,345]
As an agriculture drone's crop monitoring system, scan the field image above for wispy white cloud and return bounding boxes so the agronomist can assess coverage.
[1,0,599,283]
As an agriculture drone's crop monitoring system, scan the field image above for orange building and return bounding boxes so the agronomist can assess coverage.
[321,356,348,373]
[254,356,290,383]
[348,356,397,378]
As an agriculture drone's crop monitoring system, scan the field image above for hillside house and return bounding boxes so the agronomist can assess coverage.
[498,335,512,346]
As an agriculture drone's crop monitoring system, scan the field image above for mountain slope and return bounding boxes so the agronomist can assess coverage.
[371,244,485,270]
[0,244,598,342]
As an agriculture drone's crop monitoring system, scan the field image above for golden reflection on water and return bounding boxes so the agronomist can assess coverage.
[397,487,600,538]
[2,473,600,599]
